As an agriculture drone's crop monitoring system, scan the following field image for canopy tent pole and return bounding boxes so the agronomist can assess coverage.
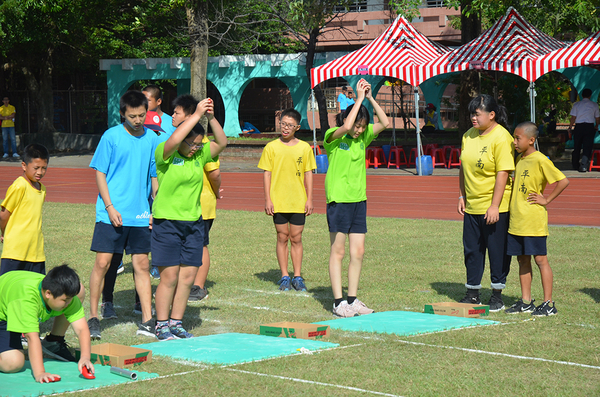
[414,87,423,176]
[529,81,540,150]
[392,85,396,146]
[311,89,317,159]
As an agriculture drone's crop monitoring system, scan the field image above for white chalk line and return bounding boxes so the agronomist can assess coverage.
[396,340,600,370]
[226,368,403,397]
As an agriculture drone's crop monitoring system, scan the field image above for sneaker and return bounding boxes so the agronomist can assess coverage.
[133,302,156,316]
[459,290,481,305]
[188,285,208,302]
[170,323,194,339]
[101,301,118,320]
[116,260,124,275]
[137,318,156,337]
[333,300,359,318]
[505,299,536,314]
[2,153,7,158]
[350,299,374,315]
[532,300,557,316]
[12,153,19,158]
[21,334,28,347]
[488,294,505,312]
[291,276,307,291]
[150,266,160,279]
[277,276,291,291]
[41,337,77,362]
[88,317,101,340]
[155,324,176,341]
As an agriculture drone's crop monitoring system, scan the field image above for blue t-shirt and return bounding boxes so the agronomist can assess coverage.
[337,93,348,110]
[90,124,159,227]
[159,113,176,142]
[242,122,260,134]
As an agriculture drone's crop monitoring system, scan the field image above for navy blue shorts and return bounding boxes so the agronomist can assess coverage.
[326,201,367,234]
[0,259,45,276]
[203,218,214,246]
[0,321,23,353]
[90,222,151,254]
[151,218,204,267]
[273,213,306,226]
[507,234,547,256]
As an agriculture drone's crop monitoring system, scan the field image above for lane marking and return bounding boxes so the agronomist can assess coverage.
[396,340,600,370]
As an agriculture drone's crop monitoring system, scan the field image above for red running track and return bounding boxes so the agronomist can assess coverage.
[1,167,599,227]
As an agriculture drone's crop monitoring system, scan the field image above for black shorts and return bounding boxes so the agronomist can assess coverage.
[203,218,214,246]
[0,321,23,353]
[326,201,367,234]
[90,222,151,255]
[151,218,204,267]
[507,234,548,256]
[273,213,306,226]
[0,259,45,276]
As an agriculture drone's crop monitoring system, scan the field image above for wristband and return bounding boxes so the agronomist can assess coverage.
[458,196,464,199]
[105,204,113,210]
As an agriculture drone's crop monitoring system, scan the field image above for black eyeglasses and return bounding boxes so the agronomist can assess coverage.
[183,140,203,149]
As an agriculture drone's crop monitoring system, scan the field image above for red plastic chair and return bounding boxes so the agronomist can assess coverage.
[408,148,419,167]
[447,148,461,169]
[387,147,407,168]
[431,148,447,168]
[590,150,600,171]
[366,147,386,169]
[310,145,322,155]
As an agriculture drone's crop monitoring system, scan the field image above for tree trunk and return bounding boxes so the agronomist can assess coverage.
[458,1,481,133]
[305,28,329,138]
[23,57,55,134]
[185,1,209,129]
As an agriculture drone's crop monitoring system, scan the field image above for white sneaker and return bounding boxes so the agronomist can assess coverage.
[333,300,358,318]
[2,153,8,158]
[350,299,374,315]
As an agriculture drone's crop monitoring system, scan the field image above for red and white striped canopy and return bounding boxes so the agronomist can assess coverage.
[422,7,567,83]
[310,16,450,88]
[533,30,600,78]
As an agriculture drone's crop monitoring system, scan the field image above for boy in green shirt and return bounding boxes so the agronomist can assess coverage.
[0,265,94,383]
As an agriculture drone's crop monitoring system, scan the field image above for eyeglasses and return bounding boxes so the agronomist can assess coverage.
[183,140,203,149]
[280,122,298,129]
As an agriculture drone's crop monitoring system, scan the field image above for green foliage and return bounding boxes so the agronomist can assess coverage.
[388,0,424,21]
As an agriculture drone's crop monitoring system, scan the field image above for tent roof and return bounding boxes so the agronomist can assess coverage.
[310,16,450,88]
[422,7,567,82]
[534,30,600,78]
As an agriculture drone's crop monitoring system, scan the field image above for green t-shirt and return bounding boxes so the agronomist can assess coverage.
[153,141,212,221]
[0,271,84,334]
[323,125,375,204]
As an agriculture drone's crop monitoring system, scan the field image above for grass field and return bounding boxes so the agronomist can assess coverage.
[8,202,600,396]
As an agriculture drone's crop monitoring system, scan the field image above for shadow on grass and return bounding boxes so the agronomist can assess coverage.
[429,281,519,305]
[579,288,600,303]
[254,268,283,286]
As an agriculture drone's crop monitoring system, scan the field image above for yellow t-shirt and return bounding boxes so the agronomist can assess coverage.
[257,139,316,213]
[508,151,566,236]
[461,125,515,215]
[1,177,46,262]
[0,104,15,128]
[200,136,220,220]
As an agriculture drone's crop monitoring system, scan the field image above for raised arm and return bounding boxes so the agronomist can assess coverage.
[327,81,367,142]
[365,84,389,136]
[163,99,212,160]
[206,107,227,159]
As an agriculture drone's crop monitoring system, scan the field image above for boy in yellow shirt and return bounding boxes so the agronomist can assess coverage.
[258,109,316,291]
[505,122,569,316]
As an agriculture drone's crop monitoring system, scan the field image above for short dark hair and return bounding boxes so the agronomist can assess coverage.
[186,123,205,140]
[343,104,370,124]
[582,88,592,98]
[172,94,199,117]
[280,108,301,125]
[41,264,81,298]
[120,91,148,114]
[516,121,539,139]
[342,86,348,92]
[142,84,163,101]
[23,143,49,165]
[467,94,508,129]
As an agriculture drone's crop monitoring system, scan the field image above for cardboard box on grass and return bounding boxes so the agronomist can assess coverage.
[260,322,330,340]
[76,343,152,367]
[424,302,489,318]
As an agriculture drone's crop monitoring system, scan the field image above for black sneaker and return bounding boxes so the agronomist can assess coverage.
[459,290,481,304]
[137,318,156,337]
[532,300,557,316]
[505,299,536,314]
[488,294,505,312]
[101,301,118,320]
[188,285,208,302]
[41,337,77,362]
[88,317,101,340]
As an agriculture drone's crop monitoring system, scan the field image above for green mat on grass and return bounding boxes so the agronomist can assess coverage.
[137,332,338,365]
[0,359,158,397]
[315,311,499,336]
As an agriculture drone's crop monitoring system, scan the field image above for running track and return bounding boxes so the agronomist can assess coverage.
[1,167,599,227]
